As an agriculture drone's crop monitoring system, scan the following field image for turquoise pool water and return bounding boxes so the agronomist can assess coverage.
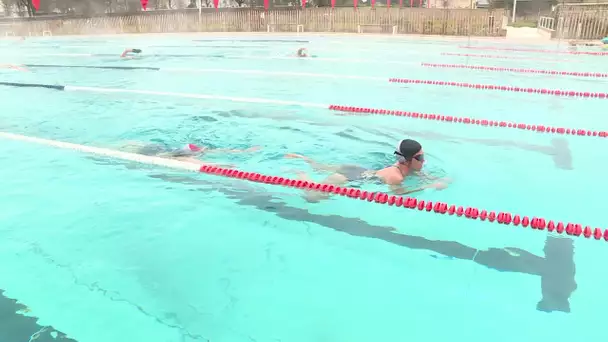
[1,34,607,342]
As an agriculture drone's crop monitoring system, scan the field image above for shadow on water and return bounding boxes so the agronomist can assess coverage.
[89,156,577,313]
[0,290,77,342]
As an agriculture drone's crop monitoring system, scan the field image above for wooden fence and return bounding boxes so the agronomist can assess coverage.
[553,3,608,39]
[0,7,506,37]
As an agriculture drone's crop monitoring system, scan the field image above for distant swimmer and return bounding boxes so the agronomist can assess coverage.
[292,47,317,58]
[120,48,143,58]
[0,64,28,72]
[122,141,261,166]
[296,47,309,57]
[285,139,449,202]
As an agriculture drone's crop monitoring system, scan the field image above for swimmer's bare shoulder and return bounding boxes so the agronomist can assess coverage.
[374,167,404,185]
[377,168,448,195]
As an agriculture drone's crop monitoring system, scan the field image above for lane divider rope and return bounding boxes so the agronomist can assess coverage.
[1,81,606,139]
[459,45,608,56]
[327,105,608,138]
[388,77,608,99]
[0,131,605,242]
[421,62,608,78]
[440,52,571,62]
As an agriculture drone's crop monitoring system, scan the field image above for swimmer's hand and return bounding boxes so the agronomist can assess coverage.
[245,146,262,152]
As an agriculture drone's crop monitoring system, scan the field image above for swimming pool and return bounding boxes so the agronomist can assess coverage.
[1,34,607,342]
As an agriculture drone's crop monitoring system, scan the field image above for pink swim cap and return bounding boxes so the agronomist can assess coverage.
[186,144,203,152]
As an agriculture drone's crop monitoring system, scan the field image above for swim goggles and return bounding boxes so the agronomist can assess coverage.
[394,151,424,162]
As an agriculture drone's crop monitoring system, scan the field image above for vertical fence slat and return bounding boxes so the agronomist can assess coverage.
[555,4,608,40]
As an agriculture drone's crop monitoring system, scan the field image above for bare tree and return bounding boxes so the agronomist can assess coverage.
[16,0,34,17]
[1,0,13,15]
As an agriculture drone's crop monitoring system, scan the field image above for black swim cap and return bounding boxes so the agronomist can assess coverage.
[395,139,422,160]
[132,49,142,53]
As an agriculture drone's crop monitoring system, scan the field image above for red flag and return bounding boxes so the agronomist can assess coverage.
[371,0,375,8]
[31,0,40,10]
[354,0,357,9]
[213,0,219,9]
[410,0,413,6]
[399,0,402,7]
[387,0,390,7]
[331,0,336,7]
[302,0,306,8]
[264,0,269,11]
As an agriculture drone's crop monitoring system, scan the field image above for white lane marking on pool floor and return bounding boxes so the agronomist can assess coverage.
[163,68,385,81]
[0,131,201,172]
[65,86,329,108]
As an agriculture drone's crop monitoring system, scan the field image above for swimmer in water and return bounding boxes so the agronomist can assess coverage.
[296,47,309,58]
[285,139,448,202]
[120,48,142,58]
[122,141,260,166]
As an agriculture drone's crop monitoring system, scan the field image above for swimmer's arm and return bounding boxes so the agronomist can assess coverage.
[121,49,140,58]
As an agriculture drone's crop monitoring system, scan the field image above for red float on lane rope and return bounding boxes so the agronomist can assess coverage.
[459,45,608,56]
[387,77,608,99]
[198,165,608,242]
[327,104,607,138]
[440,52,570,62]
[422,62,608,78]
